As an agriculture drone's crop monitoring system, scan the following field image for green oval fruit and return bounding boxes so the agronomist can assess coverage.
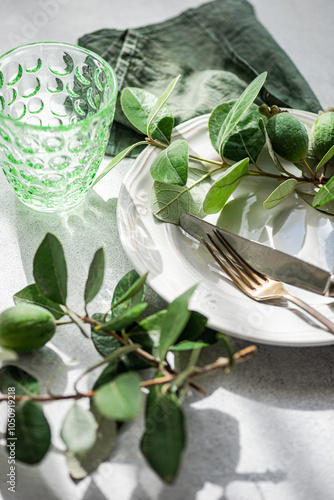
[311,111,334,159]
[266,112,309,162]
[0,304,56,353]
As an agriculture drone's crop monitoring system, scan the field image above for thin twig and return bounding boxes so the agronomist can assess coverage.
[300,158,317,180]
[0,345,257,403]
[81,315,159,366]
[189,345,257,378]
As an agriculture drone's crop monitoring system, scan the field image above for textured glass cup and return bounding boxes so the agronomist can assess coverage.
[0,42,117,211]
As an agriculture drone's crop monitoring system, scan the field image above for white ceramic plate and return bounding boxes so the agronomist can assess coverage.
[117,111,334,346]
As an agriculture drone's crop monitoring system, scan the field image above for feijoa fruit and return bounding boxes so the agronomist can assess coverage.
[0,304,56,353]
[266,111,309,162]
[311,111,334,159]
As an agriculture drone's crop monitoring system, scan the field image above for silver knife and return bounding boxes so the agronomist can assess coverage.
[179,213,334,297]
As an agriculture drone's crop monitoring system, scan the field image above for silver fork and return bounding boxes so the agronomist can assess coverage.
[202,229,334,334]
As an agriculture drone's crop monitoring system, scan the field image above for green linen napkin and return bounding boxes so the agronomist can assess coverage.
[79,0,321,157]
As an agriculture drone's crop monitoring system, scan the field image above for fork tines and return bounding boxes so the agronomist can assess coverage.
[202,230,263,290]
[200,230,334,334]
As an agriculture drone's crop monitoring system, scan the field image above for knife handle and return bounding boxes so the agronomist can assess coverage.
[326,276,334,297]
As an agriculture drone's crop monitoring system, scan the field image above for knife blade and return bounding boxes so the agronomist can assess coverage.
[179,213,334,297]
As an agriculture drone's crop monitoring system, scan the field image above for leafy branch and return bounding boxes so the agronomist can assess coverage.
[94,72,334,221]
[0,234,256,483]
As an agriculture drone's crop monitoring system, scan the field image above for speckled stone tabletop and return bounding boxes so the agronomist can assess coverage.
[1,1,334,499]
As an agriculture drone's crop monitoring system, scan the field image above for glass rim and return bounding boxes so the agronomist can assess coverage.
[0,41,118,132]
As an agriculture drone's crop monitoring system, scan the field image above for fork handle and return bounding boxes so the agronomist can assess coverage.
[283,292,334,334]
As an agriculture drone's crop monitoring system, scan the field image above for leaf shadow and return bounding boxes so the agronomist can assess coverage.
[0,451,62,500]
[12,189,128,290]
[216,179,307,250]
[11,189,133,363]
[81,479,110,500]
[1,345,68,396]
[216,172,334,274]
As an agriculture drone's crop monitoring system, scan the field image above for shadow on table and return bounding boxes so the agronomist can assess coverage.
[128,340,334,499]
[81,480,110,500]
[207,339,334,411]
[0,453,111,500]
[12,188,130,289]
[129,407,284,500]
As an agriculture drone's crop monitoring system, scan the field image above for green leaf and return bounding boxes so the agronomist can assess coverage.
[263,178,299,209]
[94,372,143,421]
[95,343,141,366]
[296,188,334,215]
[92,332,151,371]
[131,309,167,347]
[61,404,97,456]
[129,309,167,350]
[97,302,147,331]
[9,401,51,464]
[171,340,210,351]
[123,333,154,370]
[141,389,186,483]
[150,167,212,224]
[13,283,65,319]
[216,333,235,367]
[209,101,265,164]
[78,343,141,391]
[203,158,249,214]
[159,286,196,360]
[65,406,117,480]
[169,346,202,391]
[146,75,180,137]
[312,176,334,208]
[91,315,119,355]
[92,141,147,186]
[92,359,128,390]
[84,248,105,304]
[121,87,174,143]
[33,233,67,305]
[217,72,267,157]
[0,365,39,395]
[134,310,167,335]
[112,270,147,315]
[176,310,208,343]
[200,327,221,345]
[297,188,334,215]
[150,139,189,185]
[315,143,334,173]
[91,314,153,371]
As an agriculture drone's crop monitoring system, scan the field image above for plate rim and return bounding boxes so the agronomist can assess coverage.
[117,111,334,347]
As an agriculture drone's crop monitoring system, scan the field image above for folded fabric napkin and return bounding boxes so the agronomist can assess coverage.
[79,0,321,157]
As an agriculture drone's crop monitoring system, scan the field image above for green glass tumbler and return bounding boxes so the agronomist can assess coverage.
[0,42,117,211]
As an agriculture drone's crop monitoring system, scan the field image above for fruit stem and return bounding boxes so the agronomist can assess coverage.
[258,104,282,119]
[300,158,317,180]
